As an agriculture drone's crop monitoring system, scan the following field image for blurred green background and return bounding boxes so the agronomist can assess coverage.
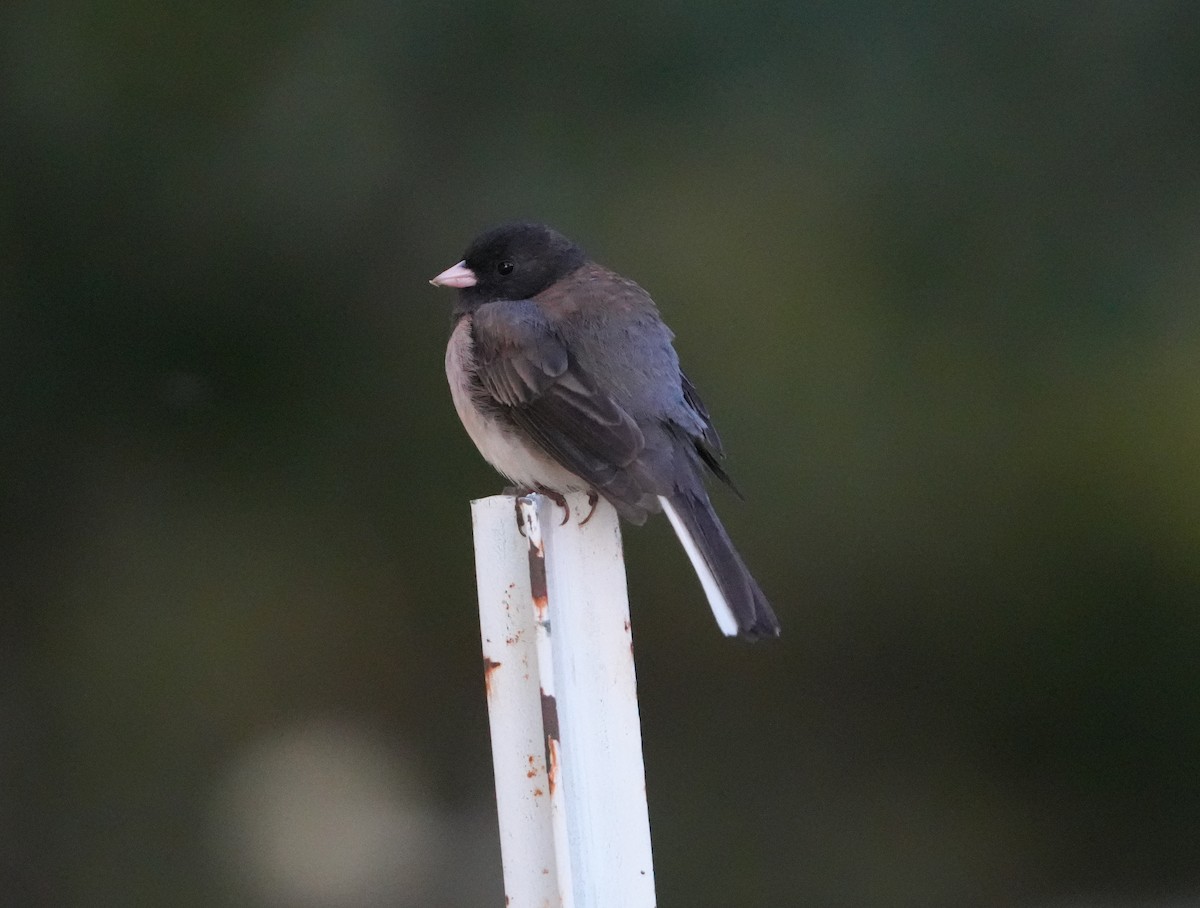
[3,2,1200,906]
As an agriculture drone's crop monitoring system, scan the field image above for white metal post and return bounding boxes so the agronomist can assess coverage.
[471,492,656,908]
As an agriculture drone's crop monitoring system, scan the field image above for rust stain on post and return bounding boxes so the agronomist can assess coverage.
[482,657,502,697]
[519,495,549,621]
[527,539,548,621]
[540,691,560,743]
[540,690,560,794]
[546,738,561,796]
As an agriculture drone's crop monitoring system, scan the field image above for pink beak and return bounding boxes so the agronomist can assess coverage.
[429,261,477,289]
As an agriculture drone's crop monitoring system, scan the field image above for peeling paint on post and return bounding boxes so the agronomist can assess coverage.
[520,494,575,903]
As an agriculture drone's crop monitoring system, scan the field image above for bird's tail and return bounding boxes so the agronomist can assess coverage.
[659,492,780,640]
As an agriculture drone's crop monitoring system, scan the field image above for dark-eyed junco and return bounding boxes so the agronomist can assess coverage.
[430,222,780,640]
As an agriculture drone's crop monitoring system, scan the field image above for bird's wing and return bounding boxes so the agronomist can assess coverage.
[470,299,648,498]
[678,371,740,496]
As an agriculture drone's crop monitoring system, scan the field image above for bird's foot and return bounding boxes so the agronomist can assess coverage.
[536,487,571,525]
[512,494,527,536]
[504,486,570,532]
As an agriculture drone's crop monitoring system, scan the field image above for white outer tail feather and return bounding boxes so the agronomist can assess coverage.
[659,495,739,636]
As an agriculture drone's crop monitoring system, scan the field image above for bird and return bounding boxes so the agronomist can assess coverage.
[429,222,780,640]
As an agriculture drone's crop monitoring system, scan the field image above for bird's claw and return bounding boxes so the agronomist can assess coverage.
[509,486,571,532]
[537,488,570,525]
[578,491,600,526]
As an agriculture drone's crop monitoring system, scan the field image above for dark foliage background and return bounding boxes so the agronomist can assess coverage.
[3,2,1199,906]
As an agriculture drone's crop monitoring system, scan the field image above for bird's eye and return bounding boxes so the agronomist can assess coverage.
[497,261,515,276]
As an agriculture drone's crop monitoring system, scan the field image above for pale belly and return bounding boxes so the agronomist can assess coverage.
[445,318,585,492]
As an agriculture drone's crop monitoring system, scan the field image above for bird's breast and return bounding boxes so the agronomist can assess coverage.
[445,316,584,492]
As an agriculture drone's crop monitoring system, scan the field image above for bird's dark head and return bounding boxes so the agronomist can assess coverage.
[429,222,587,306]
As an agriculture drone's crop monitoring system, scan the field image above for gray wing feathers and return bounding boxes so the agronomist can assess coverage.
[471,300,658,518]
